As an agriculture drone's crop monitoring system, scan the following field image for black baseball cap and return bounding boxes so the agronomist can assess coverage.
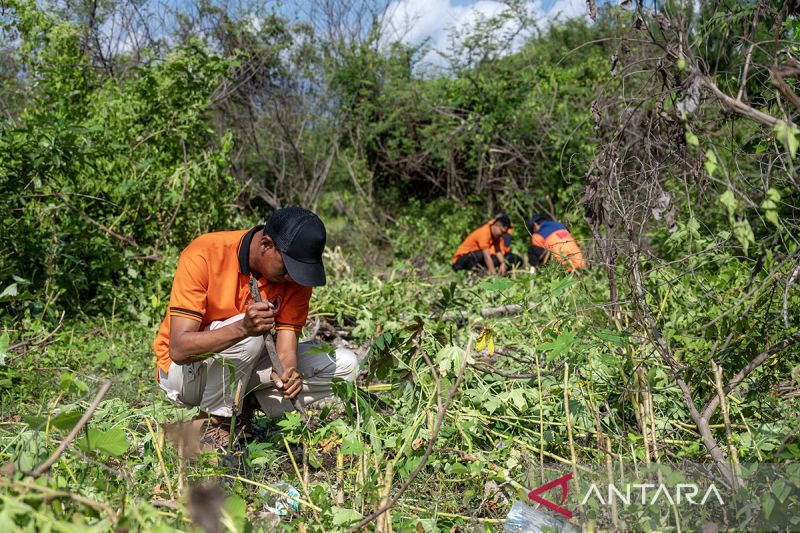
[265,207,327,287]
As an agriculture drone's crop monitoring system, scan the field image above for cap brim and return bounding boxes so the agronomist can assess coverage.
[281,252,327,287]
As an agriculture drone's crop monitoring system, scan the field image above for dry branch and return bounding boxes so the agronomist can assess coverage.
[29,381,113,478]
[701,329,800,422]
[771,59,800,111]
[699,75,781,128]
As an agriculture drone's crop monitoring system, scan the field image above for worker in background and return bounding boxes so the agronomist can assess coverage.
[452,211,512,276]
[527,215,586,272]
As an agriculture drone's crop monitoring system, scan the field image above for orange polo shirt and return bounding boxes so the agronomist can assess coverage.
[531,229,586,271]
[453,222,501,263]
[152,226,312,378]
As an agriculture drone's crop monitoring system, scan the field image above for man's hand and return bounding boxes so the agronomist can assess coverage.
[272,366,302,399]
[499,263,507,276]
[241,302,276,336]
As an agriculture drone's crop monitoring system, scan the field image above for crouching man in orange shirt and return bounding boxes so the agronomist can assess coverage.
[527,215,586,272]
[452,211,514,276]
[153,207,357,449]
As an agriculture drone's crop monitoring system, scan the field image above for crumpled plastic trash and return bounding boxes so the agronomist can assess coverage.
[260,482,300,516]
[504,500,580,532]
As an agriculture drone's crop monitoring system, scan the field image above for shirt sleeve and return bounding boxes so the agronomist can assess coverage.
[531,232,547,248]
[168,248,208,322]
[275,284,312,333]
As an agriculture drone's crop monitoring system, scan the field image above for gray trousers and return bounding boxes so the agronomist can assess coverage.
[158,313,358,418]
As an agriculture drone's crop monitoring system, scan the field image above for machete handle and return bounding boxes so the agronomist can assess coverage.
[248,277,309,422]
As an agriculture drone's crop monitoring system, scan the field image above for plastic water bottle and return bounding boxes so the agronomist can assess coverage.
[504,500,579,532]
[260,482,300,516]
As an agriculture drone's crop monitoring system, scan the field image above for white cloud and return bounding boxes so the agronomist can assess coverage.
[382,0,587,67]
[546,0,586,20]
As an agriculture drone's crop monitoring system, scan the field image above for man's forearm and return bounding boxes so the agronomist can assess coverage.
[482,249,496,274]
[170,321,247,363]
[275,329,299,372]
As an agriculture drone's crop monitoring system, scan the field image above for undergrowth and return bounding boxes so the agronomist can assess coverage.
[1,232,798,530]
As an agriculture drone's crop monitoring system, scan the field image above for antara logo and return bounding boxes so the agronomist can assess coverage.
[527,472,725,520]
[528,472,574,519]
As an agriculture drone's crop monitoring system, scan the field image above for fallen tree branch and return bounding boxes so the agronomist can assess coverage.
[440,304,523,321]
[29,380,112,478]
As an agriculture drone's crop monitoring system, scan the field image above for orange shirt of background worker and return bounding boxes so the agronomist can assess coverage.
[529,218,585,272]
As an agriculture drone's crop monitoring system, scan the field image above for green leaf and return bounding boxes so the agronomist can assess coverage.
[537,330,577,363]
[733,219,755,255]
[761,188,781,227]
[223,494,247,531]
[685,130,699,146]
[774,121,799,158]
[765,210,780,227]
[331,506,364,526]
[448,462,469,474]
[22,416,46,429]
[51,409,84,431]
[766,188,781,203]
[761,492,775,519]
[719,190,737,219]
[77,427,129,457]
[704,149,718,177]
[509,389,527,410]
[772,479,791,503]
[593,328,627,346]
[485,396,501,415]
[435,346,472,376]
[548,278,579,297]
[479,277,515,292]
[0,284,18,299]
[276,411,302,430]
[0,333,8,366]
[341,436,364,455]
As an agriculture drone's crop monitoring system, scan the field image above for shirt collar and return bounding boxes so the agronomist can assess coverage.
[238,225,265,276]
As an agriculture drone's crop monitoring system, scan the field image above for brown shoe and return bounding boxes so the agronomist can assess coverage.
[195,413,232,452]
